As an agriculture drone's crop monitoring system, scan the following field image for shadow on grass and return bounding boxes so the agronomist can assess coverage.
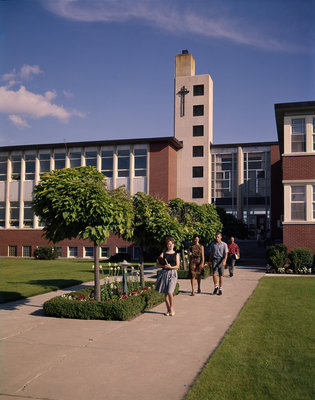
[0,291,26,306]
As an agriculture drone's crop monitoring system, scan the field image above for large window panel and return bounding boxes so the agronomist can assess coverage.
[0,156,7,181]
[291,118,306,152]
[39,154,50,176]
[134,149,147,177]
[54,153,66,170]
[24,201,34,227]
[69,152,81,168]
[101,150,113,178]
[11,155,21,180]
[0,202,5,227]
[291,186,306,220]
[10,202,19,227]
[25,155,35,180]
[85,151,97,168]
[117,150,130,177]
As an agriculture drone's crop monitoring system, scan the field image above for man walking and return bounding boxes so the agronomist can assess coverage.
[227,236,240,277]
[209,232,228,296]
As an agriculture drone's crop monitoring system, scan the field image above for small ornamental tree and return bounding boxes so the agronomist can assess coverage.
[32,167,134,301]
[132,192,184,287]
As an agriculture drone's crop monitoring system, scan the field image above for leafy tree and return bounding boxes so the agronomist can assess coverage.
[216,207,248,240]
[168,198,222,268]
[132,192,184,286]
[32,167,134,300]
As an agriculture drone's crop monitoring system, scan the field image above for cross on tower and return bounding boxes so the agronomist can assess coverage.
[177,86,189,117]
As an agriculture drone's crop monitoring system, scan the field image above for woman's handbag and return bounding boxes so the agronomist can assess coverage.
[235,252,240,260]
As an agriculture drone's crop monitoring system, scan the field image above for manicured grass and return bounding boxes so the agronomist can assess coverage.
[0,258,98,303]
[0,258,155,303]
[185,277,315,400]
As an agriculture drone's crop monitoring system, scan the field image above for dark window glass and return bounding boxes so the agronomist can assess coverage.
[0,156,7,181]
[9,245,17,257]
[193,125,204,136]
[25,155,35,180]
[193,85,204,96]
[85,151,97,167]
[101,150,113,178]
[291,118,306,152]
[117,150,130,177]
[0,201,5,227]
[54,153,66,170]
[134,149,147,177]
[215,198,233,205]
[10,202,19,226]
[192,187,204,199]
[69,152,81,168]
[39,154,50,175]
[193,105,204,116]
[11,155,21,180]
[193,146,204,157]
[193,166,203,178]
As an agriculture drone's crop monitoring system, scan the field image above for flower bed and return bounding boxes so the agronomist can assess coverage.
[43,281,179,321]
[266,265,313,274]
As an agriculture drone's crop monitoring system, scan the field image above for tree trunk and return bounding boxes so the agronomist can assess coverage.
[94,242,101,301]
[139,246,145,289]
[181,247,186,270]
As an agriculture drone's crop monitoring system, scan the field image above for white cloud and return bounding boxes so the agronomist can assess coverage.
[0,85,84,129]
[20,64,43,80]
[8,115,31,129]
[43,0,305,52]
[63,89,74,98]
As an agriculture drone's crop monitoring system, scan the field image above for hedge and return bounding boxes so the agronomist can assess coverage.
[43,282,179,321]
[158,268,210,279]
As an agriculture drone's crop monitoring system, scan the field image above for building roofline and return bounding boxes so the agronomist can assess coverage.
[274,101,315,154]
[211,141,278,148]
[0,136,183,152]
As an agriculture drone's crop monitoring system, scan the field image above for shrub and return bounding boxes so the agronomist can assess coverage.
[157,268,210,279]
[109,253,131,262]
[266,244,287,270]
[34,246,58,260]
[43,282,179,321]
[288,248,313,273]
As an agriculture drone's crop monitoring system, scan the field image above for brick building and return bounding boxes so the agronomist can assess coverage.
[275,101,315,254]
[0,52,313,258]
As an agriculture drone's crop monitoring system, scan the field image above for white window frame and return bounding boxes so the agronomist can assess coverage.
[116,246,127,254]
[100,246,110,259]
[84,246,94,258]
[283,182,315,223]
[68,246,78,258]
[22,246,32,257]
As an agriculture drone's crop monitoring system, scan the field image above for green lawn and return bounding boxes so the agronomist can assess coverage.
[185,277,315,400]
[0,258,98,303]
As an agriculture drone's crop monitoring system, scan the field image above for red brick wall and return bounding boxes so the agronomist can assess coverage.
[270,144,283,240]
[149,142,177,202]
[282,155,315,180]
[283,224,315,254]
[0,230,134,258]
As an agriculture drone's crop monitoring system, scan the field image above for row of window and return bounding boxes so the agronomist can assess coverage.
[290,117,315,153]
[7,245,131,258]
[0,201,33,227]
[0,148,147,181]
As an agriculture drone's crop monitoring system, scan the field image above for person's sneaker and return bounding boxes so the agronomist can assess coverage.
[218,288,223,296]
[230,273,233,277]
[213,287,218,295]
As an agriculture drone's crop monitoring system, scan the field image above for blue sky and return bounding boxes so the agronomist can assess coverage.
[0,0,314,147]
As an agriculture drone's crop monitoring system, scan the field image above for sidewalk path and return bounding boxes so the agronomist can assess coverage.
[0,265,265,400]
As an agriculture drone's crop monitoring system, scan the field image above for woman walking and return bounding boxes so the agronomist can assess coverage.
[188,234,204,295]
[156,237,180,316]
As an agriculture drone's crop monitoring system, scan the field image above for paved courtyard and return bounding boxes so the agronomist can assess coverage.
[0,260,265,400]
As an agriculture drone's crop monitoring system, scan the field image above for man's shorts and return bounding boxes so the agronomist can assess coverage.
[212,259,224,276]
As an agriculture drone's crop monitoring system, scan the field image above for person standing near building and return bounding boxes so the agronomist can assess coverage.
[155,237,180,316]
[227,236,240,277]
[188,234,205,296]
[209,232,228,296]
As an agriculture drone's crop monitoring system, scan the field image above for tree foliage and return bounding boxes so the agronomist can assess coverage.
[32,167,134,300]
[168,198,222,245]
[215,207,248,239]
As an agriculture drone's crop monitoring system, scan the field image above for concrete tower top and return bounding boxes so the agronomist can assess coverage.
[175,50,195,77]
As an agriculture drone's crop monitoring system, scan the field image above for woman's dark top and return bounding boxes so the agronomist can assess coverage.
[164,252,177,266]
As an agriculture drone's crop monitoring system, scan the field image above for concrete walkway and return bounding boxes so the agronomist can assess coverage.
[0,264,265,400]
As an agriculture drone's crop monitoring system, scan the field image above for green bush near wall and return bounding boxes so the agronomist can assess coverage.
[43,282,179,321]
[157,268,210,279]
